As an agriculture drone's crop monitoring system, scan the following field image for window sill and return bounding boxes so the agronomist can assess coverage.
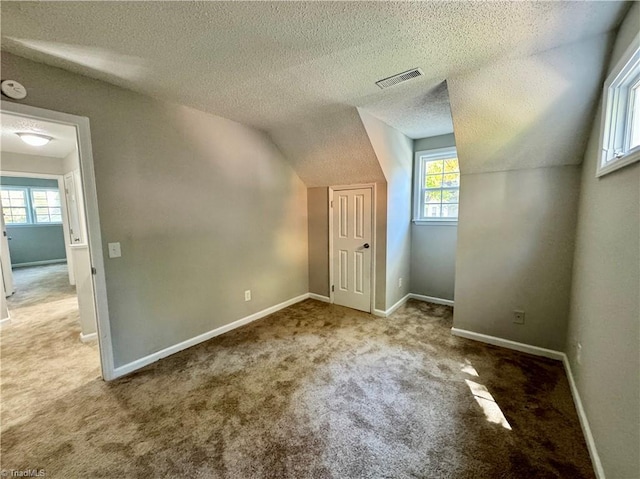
[412,219,458,226]
[6,223,63,228]
[596,147,640,178]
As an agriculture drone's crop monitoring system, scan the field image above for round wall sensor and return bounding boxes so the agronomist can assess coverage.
[1,80,27,100]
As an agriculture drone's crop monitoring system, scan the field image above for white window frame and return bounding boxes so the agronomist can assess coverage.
[413,146,459,225]
[1,186,30,225]
[1,185,63,225]
[30,187,63,224]
[596,32,640,177]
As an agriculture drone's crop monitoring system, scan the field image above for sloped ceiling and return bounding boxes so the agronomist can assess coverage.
[0,2,629,184]
[448,34,612,174]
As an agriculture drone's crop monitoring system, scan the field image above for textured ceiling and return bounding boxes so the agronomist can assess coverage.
[0,1,629,183]
[448,34,611,174]
[361,80,454,140]
[0,112,77,158]
[1,2,627,134]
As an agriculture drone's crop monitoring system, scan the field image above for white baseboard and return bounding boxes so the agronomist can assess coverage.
[450,327,603,478]
[409,293,454,307]
[373,293,411,318]
[12,259,67,268]
[373,293,454,318]
[79,332,97,343]
[113,293,310,378]
[308,293,331,303]
[0,318,11,329]
[450,328,565,361]
[562,356,605,479]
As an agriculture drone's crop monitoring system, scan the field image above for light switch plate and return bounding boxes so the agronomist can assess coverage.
[108,242,121,258]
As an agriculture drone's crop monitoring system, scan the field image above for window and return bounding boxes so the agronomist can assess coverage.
[31,189,62,223]
[1,188,29,224]
[597,35,640,177]
[1,186,63,225]
[413,147,460,223]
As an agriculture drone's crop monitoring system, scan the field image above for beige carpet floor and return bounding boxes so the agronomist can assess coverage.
[1,268,594,478]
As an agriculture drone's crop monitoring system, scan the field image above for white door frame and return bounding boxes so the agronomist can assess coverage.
[0,208,14,297]
[328,183,376,313]
[1,100,115,380]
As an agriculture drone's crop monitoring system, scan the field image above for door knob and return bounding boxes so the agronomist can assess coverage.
[363,243,370,249]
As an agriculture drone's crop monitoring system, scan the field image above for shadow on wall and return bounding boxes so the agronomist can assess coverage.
[99,100,310,367]
[409,83,459,303]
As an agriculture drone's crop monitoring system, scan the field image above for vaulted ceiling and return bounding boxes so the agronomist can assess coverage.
[1,1,630,184]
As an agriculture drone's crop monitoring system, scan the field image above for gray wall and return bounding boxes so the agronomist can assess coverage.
[411,133,457,301]
[359,110,412,310]
[453,166,580,351]
[565,4,640,477]
[5,225,65,266]
[1,51,309,368]
[306,183,387,311]
[1,151,64,176]
[0,176,66,265]
[414,134,456,153]
[307,187,329,297]
[410,226,456,301]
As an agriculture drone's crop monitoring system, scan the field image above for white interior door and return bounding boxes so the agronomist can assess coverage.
[332,187,372,312]
[0,202,14,297]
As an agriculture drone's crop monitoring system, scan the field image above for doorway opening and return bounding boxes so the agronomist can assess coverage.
[0,101,113,402]
[328,184,376,313]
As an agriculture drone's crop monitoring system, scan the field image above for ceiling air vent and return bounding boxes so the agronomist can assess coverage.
[375,68,424,89]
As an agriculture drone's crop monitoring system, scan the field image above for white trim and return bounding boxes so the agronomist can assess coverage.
[412,219,458,226]
[79,332,97,343]
[413,146,459,222]
[596,32,640,177]
[328,183,377,314]
[372,293,454,317]
[12,259,67,268]
[448,326,603,478]
[372,293,411,317]
[308,293,331,303]
[1,101,115,381]
[450,328,565,361]
[0,318,11,328]
[562,356,606,479]
[113,293,310,378]
[385,293,411,316]
[409,293,454,307]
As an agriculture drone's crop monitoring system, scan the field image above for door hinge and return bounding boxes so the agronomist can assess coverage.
[331,285,335,292]
[330,201,333,208]
[91,267,97,275]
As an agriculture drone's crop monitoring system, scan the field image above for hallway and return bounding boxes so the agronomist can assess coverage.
[1,264,100,431]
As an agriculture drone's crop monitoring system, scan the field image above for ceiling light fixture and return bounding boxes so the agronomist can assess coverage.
[17,133,52,147]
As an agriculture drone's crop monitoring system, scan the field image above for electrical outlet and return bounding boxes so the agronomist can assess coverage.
[513,310,525,324]
[576,343,582,365]
[244,290,251,301]
[398,277,403,288]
